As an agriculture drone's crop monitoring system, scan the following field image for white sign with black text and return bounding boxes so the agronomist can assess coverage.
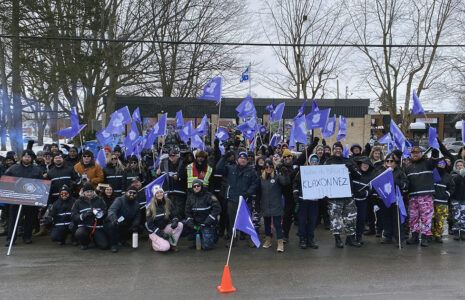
[300,165,352,199]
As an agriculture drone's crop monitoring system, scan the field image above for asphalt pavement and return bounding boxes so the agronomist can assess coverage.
[1,227,465,300]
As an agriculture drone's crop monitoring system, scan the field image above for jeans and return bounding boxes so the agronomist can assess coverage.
[298,201,318,240]
[264,216,283,240]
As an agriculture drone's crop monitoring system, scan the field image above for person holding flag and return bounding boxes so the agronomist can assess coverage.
[405,146,439,247]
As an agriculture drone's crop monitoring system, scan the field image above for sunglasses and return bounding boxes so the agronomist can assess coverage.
[438,161,447,165]
[83,155,91,158]
[130,161,138,164]
[265,165,273,169]
[386,159,394,162]
[193,184,201,188]
[127,191,137,195]
[311,158,318,163]
[60,191,69,197]
[169,155,176,157]
[284,155,293,159]
[111,158,118,161]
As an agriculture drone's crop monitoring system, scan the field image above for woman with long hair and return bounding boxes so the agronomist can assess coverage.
[103,153,127,195]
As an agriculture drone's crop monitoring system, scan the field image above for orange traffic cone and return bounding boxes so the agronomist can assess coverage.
[217,265,236,293]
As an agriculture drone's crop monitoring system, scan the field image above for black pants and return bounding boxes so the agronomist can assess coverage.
[355,200,368,237]
[7,205,37,242]
[74,227,109,249]
[169,193,186,219]
[217,194,229,236]
[318,198,330,226]
[51,226,74,243]
[227,200,252,237]
[298,201,319,240]
[382,203,404,241]
[105,222,136,247]
[282,193,295,237]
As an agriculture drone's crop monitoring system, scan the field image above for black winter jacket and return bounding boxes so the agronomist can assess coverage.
[103,165,127,194]
[405,158,437,196]
[48,197,76,227]
[434,170,455,204]
[145,198,177,234]
[259,173,289,216]
[71,195,107,229]
[46,164,80,200]
[185,189,221,225]
[106,195,141,228]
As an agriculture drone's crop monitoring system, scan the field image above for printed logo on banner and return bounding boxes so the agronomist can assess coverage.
[206,82,216,94]
[384,183,392,195]
[23,183,36,193]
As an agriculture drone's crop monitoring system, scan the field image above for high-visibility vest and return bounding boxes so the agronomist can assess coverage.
[186,163,213,188]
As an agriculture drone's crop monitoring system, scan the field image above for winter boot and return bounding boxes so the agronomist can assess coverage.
[33,225,47,237]
[407,232,419,245]
[334,234,344,248]
[380,236,393,244]
[346,235,362,247]
[453,230,460,241]
[356,234,364,245]
[263,236,272,248]
[307,238,319,249]
[299,237,307,249]
[282,233,289,244]
[277,239,284,252]
[420,234,429,247]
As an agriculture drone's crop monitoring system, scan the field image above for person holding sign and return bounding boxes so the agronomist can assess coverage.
[324,142,362,248]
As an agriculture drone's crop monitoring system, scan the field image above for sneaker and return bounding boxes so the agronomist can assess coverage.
[111,245,119,253]
[80,245,88,250]
[262,236,272,248]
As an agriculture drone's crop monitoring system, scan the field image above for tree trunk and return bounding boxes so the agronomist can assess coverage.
[10,0,23,153]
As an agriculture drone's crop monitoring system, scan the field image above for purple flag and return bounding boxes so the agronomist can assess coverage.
[106,107,132,135]
[370,168,396,208]
[96,128,113,145]
[377,133,392,144]
[428,126,439,150]
[190,135,206,150]
[433,168,442,184]
[236,94,256,119]
[175,110,184,128]
[96,148,106,169]
[132,107,142,124]
[293,100,307,121]
[153,150,163,169]
[195,115,208,136]
[179,121,195,143]
[390,120,406,150]
[322,115,336,139]
[237,118,258,140]
[265,99,275,113]
[249,137,256,152]
[288,125,296,150]
[270,134,282,147]
[342,144,349,158]
[198,77,222,102]
[125,120,140,156]
[336,115,346,141]
[145,174,167,207]
[55,107,86,139]
[306,108,330,130]
[153,113,167,137]
[293,115,308,144]
[412,90,425,116]
[233,196,260,248]
[215,127,229,141]
[311,99,319,112]
[270,102,285,122]
[396,186,407,224]
[259,126,267,136]
[219,144,225,155]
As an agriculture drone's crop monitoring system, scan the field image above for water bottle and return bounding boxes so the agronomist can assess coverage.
[196,233,201,250]
[132,232,138,248]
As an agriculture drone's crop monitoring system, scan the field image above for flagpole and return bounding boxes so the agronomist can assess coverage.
[397,195,402,250]
[248,62,252,96]
[226,196,243,267]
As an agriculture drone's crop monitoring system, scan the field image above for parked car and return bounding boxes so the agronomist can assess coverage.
[445,141,464,154]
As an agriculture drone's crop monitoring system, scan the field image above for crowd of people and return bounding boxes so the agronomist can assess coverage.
[0,134,464,254]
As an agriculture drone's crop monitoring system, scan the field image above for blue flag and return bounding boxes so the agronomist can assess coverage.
[95,148,107,169]
[125,120,140,156]
[342,144,349,158]
[390,120,406,150]
[370,168,396,208]
[377,133,392,144]
[215,127,229,141]
[153,150,163,169]
[402,141,412,159]
[190,134,206,150]
[293,100,307,121]
[412,90,425,116]
[259,126,267,136]
[179,121,195,143]
[336,115,346,141]
[132,107,142,124]
[270,134,282,147]
[433,168,442,184]
[236,94,256,119]
[198,77,222,102]
[311,99,319,112]
[233,196,260,248]
[429,126,439,150]
[270,102,285,122]
[265,99,274,113]
[322,115,336,139]
[175,110,184,128]
[240,67,249,82]
[145,174,167,207]
[306,108,330,130]
[153,113,167,137]
[106,107,132,135]
[249,137,256,152]
[195,115,208,136]
[237,118,258,140]
[219,144,225,155]
[293,115,308,144]
[288,125,296,151]
[396,186,407,224]
[55,107,87,139]
[96,128,113,145]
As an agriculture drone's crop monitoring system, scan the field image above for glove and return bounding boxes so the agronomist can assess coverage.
[204,215,215,226]
[322,139,327,146]
[81,210,94,220]
[171,218,179,229]
[431,148,440,158]
[364,143,371,154]
[156,230,169,240]
[186,219,194,229]
[280,166,289,176]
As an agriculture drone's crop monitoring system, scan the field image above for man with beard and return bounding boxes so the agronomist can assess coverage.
[105,186,141,253]
[46,185,77,245]
[45,151,80,204]
[406,146,439,247]
[4,150,43,246]
[181,150,213,190]
[64,147,80,167]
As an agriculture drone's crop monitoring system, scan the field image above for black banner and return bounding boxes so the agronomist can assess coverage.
[0,176,51,207]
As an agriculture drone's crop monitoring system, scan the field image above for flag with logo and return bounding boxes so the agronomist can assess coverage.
[306,108,330,130]
[145,174,167,206]
[198,77,222,102]
[370,168,396,208]
[233,196,260,248]
[240,67,249,82]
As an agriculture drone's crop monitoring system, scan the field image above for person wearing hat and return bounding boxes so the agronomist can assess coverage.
[126,155,147,188]
[45,151,80,204]
[71,182,109,250]
[146,185,183,252]
[112,145,126,164]
[4,149,43,246]
[450,159,465,240]
[35,151,45,167]
[74,150,104,190]
[259,159,290,252]
[323,142,362,248]
[182,150,213,189]
[105,186,142,253]
[103,152,127,195]
[405,146,439,247]
[41,152,54,174]
[64,147,80,168]
[216,150,259,247]
[185,178,221,250]
[47,185,77,245]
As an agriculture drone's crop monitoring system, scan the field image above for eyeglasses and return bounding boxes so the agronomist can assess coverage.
[111,158,118,161]
[127,191,137,195]
[193,184,201,188]
[386,159,394,163]
[83,155,91,158]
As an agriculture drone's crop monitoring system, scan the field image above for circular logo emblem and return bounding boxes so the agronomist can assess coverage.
[23,183,36,193]
[270,179,275,184]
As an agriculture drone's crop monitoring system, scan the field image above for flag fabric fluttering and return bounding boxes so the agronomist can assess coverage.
[175,110,184,128]
[237,118,258,140]
[428,126,440,150]
[153,150,163,170]
[293,100,307,121]
[96,128,113,145]
[377,133,392,144]
[269,102,285,122]
[236,94,256,119]
[233,196,260,248]
[215,127,229,141]
[322,115,336,139]
[178,121,195,143]
[195,115,208,136]
[370,168,396,208]
[412,89,425,116]
[240,67,249,82]
[390,120,406,150]
[55,107,87,139]
[106,106,132,135]
[396,186,407,224]
[132,107,142,124]
[95,148,107,169]
[249,137,256,152]
[311,99,319,112]
[198,77,222,102]
[306,108,330,130]
[191,135,206,150]
[125,120,140,156]
[145,174,167,207]
[265,99,275,113]
[293,115,308,145]
[342,144,349,158]
[269,134,282,147]
[288,125,296,150]
[336,115,346,141]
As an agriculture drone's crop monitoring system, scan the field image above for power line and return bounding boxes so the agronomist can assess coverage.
[0,34,464,48]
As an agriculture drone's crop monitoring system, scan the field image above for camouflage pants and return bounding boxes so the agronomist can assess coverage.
[451,201,465,232]
[328,198,357,236]
[408,195,433,235]
[432,203,448,237]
